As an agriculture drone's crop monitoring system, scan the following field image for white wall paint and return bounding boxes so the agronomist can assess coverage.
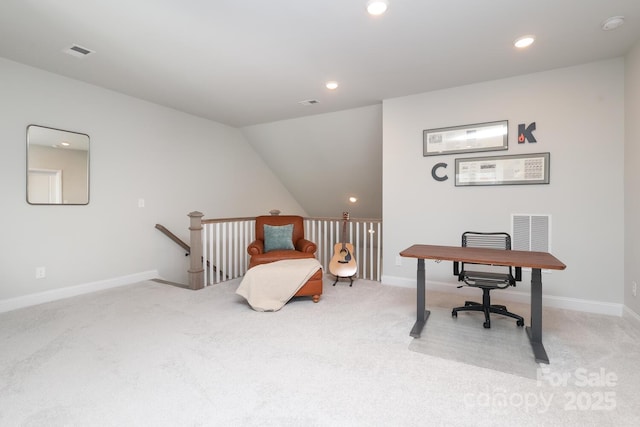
[242,105,382,218]
[0,58,304,301]
[382,59,624,307]
[625,40,640,314]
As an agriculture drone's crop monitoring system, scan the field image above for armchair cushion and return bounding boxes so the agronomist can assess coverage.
[263,224,295,252]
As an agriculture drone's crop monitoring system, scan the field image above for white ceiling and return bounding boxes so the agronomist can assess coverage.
[1,0,639,128]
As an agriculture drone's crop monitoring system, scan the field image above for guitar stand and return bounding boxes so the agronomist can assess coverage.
[332,275,356,287]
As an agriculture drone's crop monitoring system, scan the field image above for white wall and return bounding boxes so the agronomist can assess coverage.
[625,40,640,315]
[382,59,625,313]
[0,57,304,302]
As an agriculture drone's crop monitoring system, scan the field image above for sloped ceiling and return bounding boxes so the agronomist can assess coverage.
[0,1,639,127]
[1,1,639,219]
[243,105,382,218]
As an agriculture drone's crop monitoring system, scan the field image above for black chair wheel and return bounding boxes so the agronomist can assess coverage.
[517,319,524,327]
[452,311,457,317]
[483,322,491,329]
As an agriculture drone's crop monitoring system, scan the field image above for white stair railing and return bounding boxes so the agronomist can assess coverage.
[189,213,382,287]
[201,217,255,285]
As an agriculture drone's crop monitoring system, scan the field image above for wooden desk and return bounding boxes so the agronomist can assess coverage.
[400,244,566,364]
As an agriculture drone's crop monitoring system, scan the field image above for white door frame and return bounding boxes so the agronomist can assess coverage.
[28,168,62,204]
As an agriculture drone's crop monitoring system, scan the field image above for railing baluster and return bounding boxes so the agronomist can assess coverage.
[215,222,221,283]
[371,223,375,280]
[375,222,382,282]
[233,221,238,278]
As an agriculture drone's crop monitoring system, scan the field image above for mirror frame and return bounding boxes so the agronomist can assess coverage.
[26,124,90,205]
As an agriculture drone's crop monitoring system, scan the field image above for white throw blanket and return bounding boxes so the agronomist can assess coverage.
[235,258,322,312]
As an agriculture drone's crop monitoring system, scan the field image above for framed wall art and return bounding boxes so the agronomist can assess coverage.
[455,152,550,186]
[423,120,508,156]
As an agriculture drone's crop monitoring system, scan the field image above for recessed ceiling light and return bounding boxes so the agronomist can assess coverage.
[60,141,70,146]
[367,0,388,16]
[349,196,358,203]
[325,81,339,90]
[514,35,535,49]
[602,16,624,31]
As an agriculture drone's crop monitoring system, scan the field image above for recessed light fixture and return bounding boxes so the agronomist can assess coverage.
[367,0,388,16]
[61,141,70,147]
[602,16,624,31]
[349,196,358,203]
[325,81,339,90]
[514,35,535,49]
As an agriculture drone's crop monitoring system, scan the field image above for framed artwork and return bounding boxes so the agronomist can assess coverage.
[455,152,550,186]
[423,120,508,156]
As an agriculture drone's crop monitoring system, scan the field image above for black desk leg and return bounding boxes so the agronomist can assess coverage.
[410,258,431,338]
[525,268,549,364]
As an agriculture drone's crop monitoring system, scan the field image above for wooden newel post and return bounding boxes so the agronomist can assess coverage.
[188,211,205,290]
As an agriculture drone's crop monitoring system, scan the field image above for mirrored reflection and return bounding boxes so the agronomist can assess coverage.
[27,125,89,205]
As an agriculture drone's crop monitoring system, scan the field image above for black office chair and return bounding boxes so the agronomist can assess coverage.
[451,231,525,329]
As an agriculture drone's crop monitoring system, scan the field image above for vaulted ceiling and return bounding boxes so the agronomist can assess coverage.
[2,1,639,219]
[1,1,639,127]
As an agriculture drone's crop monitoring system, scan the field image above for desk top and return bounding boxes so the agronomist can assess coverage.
[400,244,566,270]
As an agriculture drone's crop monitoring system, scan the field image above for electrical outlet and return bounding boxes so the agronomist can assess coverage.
[395,256,402,266]
[35,266,46,279]
[138,198,145,208]
[633,281,637,297]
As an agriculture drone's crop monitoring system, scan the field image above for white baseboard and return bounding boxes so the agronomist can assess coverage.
[623,305,640,323]
[381,274,624,317]
[0,270,159,314]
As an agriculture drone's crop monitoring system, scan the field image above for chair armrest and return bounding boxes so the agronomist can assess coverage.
[247,240,264,256]
[295,238,317,254]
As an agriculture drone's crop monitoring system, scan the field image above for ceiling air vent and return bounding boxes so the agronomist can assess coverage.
[298,99,320,106]
[63,44,95,58]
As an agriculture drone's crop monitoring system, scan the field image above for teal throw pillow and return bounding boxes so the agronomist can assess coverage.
[263,224,295,252]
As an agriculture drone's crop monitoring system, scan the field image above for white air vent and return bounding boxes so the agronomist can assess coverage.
[63,44,95,58]
[512,214,550,252]
[298,99,320,106]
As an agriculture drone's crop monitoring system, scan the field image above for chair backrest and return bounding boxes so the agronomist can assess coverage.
[255,215,305,244]
[454,231,521,283]
[463,231,511,251]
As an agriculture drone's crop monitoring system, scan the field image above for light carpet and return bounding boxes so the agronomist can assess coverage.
[1,278,640,426]
[409,307,541,379]
[410,296,640,390]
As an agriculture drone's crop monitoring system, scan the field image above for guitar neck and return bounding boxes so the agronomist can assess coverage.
[341,217,348,246]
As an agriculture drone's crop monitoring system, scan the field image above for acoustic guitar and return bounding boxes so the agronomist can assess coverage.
[329,212,358,279]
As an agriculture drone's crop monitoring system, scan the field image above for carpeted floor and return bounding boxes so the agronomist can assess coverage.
[409,306,540,379]
[1,278,639,426]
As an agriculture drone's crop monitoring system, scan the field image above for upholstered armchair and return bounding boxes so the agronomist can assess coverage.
[247,215,317,268]
[247,215,323,302]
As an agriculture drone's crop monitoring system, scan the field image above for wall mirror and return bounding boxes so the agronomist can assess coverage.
[27,125,90,205]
